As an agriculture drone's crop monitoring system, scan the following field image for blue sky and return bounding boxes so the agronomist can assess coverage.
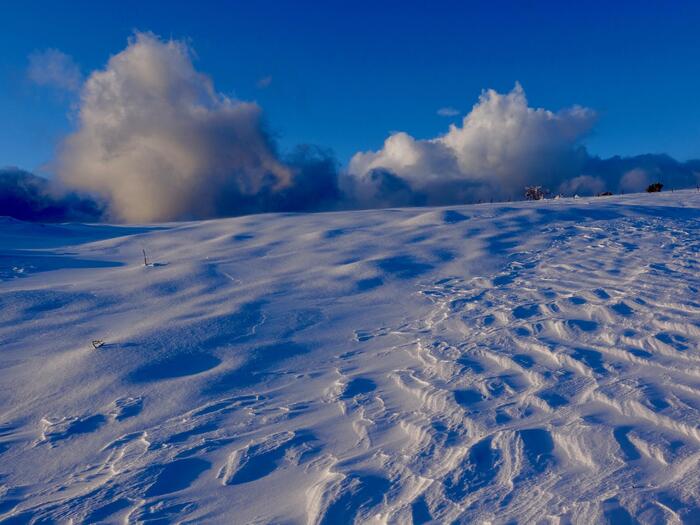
[2,0,700,174]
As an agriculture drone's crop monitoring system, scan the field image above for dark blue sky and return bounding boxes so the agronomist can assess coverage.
[2,0,700,173]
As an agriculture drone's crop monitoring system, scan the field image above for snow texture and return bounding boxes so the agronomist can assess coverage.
[1,191,699,524]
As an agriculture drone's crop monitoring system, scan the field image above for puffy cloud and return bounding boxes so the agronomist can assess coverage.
[0,167,103,222]
[29,35,699,223]
[347,85,700,205]
[57,33,337,222]
[27,49,82,92]
[348,84,597,205]
[437,107,460,117]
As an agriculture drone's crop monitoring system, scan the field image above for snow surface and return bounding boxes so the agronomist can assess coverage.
[1,191,700,524]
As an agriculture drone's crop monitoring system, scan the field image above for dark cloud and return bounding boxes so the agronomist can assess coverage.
[580,154,700,194]
[340,168,427,209]
[0,167,103,222]
[200,145,341,216]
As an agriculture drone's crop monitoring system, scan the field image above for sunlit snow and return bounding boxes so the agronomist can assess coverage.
[1,191,699,523]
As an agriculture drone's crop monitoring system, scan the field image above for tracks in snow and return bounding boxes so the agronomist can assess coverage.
[2,201,700,524]
[321,214,700,523]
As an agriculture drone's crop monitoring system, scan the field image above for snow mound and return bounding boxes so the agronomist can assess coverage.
[1,191,700,523]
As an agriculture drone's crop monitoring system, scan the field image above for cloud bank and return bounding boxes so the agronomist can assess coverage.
[347,84,598,205]
[3,33,699,223]
[0,167,103,222]
[57,32,337,222]
[347,85,700,206]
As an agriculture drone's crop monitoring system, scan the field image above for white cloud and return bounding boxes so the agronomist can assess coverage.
[57,33,294,222]
[437,106,460,117]
[46,36,700,221]
[28,49,82,92]
[348,83,597,204]
[619,169,651,193]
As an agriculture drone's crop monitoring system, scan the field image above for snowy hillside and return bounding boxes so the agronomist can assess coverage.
[1,191,699,524]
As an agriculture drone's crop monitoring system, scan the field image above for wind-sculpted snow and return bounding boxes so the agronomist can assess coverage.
[1,192,700,523]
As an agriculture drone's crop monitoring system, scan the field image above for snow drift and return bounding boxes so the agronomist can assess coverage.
[1,191,699,523]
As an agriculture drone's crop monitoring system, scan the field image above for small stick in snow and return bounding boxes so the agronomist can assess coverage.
[143,249,149,267]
